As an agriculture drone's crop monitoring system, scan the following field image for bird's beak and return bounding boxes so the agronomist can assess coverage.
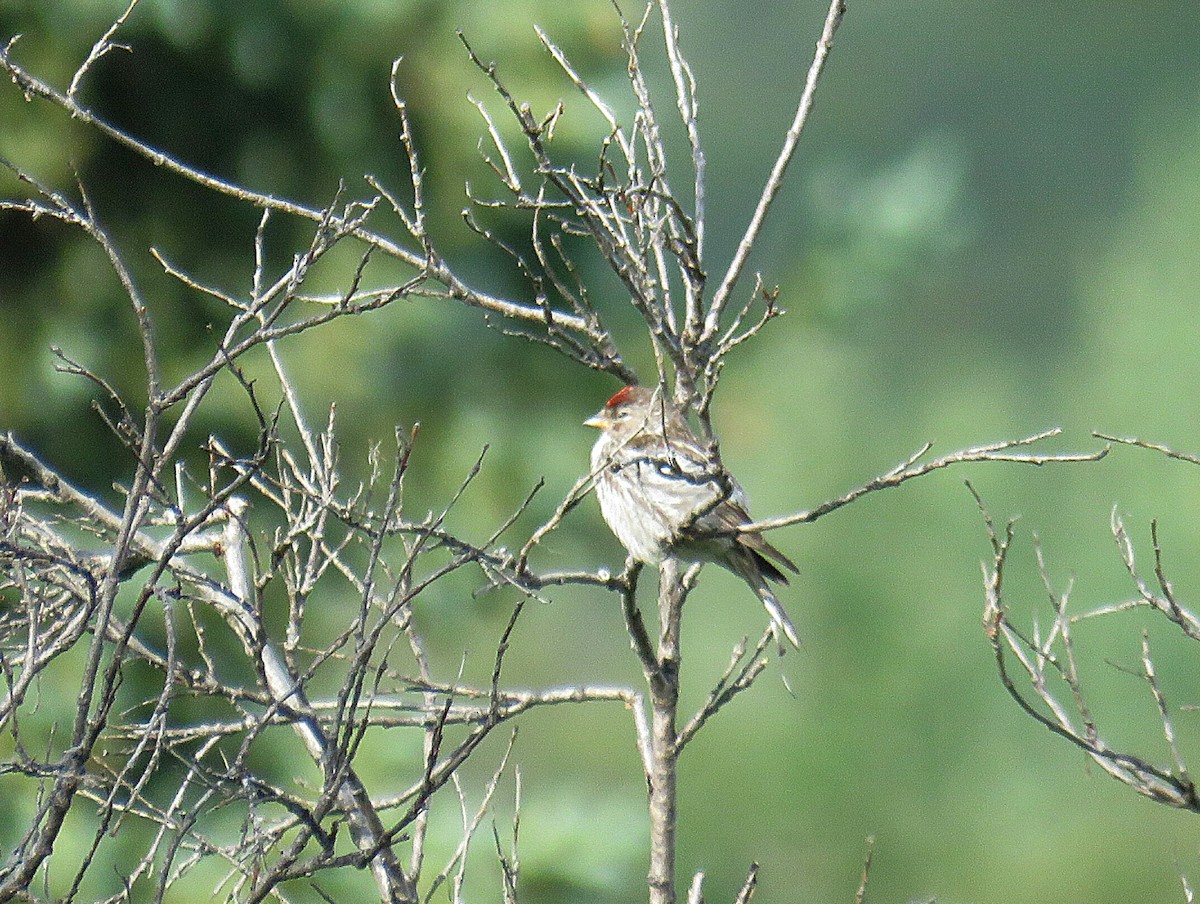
[583,412,605,429]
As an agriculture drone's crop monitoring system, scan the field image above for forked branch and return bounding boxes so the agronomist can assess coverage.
[972,483,1200,812]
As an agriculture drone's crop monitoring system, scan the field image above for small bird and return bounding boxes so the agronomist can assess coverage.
[584,384,800,648]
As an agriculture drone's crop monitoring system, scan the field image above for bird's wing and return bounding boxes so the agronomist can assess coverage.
[696,491,799,578]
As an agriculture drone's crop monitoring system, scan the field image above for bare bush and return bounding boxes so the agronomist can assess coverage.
[973,432,1200,899]
[0,1,1105,902]
[976,437,1200,815]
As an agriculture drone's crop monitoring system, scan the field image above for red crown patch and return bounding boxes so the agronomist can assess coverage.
[605,385,639,408]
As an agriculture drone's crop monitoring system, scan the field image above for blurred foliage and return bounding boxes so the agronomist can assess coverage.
[3,0,1200,902]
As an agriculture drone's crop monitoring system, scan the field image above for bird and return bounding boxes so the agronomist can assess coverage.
[584,384,800,648]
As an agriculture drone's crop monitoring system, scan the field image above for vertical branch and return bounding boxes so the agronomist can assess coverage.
[655,0,707,339]
[704,0,846,340]
[647,559,685,904]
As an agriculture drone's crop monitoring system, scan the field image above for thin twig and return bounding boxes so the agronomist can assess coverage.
[1094,432,1200,466]
[854,837,875,904]
[746,430,1108,533]
[733,862,760,904]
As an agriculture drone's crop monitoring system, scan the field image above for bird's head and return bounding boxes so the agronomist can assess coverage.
[584,384,655,432]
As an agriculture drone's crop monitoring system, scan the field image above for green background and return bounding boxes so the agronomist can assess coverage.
[3,1,1200,901]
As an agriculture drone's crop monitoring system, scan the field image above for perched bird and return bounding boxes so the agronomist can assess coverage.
[584,384,800,648]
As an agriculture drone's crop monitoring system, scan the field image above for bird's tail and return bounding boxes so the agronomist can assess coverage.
[759,588,801,650]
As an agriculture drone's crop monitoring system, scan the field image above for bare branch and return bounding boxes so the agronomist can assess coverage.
[675,631,772,751]
[1094,432,1200,466]
[747,430,1108,533]
[705,0,846,338]
[0,46,620,351]
[68,0,140,98]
